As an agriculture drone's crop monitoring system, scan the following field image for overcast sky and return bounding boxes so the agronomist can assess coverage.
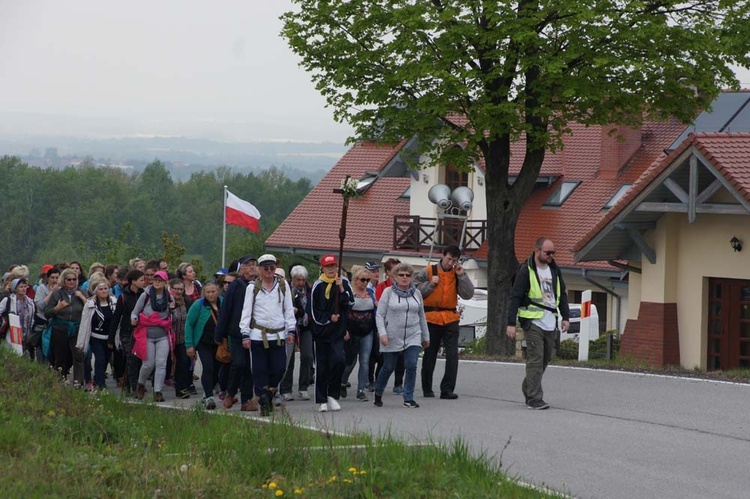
[2,1,749,144]
[0,1,354,142]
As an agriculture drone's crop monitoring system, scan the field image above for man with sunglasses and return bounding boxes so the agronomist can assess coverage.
[507,237,570,410]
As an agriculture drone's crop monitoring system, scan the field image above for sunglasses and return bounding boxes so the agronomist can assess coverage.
[397,273,412,278]
[543,250,556,256]
[64,277,77,282]
[261,265,276,271]
[358,278,369,282]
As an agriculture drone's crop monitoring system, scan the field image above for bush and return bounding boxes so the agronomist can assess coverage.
[559,339,578,360]
[589,330,620,359]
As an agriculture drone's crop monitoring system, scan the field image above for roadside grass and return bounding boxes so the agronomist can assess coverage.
[0,348,552,497]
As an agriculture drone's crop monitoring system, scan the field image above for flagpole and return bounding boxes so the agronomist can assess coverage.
[222,185,228,269]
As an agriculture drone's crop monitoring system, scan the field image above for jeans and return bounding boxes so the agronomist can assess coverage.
[522,323,556,403]
[90,337,110,388]
[341,332,373,392]
[421,321,459,395]
[375,345,420,402]
[138,335,170,393]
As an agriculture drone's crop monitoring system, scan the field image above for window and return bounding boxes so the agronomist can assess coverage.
[445,162,468,190]
[356,176,376,191]
[544,181,580,207]
[604,184,632,209]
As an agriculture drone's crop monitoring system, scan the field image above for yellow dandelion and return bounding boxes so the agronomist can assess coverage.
[359,470,367,475]
[269,482,277,489]
[262,484,268,489]
[344,479,352,484]
[275,490,284,497]
[348,467,357,473]
[330,476,337,481]
[294,489,303,495]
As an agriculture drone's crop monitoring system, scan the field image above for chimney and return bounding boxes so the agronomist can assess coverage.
[600,125,642,179]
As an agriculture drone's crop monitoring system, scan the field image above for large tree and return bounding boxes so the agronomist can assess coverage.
[282,0,750,355]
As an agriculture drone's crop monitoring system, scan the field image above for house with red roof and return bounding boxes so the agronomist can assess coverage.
[268,91,750,354]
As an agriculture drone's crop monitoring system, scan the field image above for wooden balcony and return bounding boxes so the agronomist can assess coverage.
[393,215,487,252]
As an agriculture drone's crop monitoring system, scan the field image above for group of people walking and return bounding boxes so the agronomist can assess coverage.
[2,236,571,413]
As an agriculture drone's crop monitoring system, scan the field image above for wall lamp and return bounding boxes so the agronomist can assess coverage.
[731,236,743,252]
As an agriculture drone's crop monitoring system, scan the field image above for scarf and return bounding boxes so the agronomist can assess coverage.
[391,281,416,298]
[319,274,337,299]
[149,286,169,312]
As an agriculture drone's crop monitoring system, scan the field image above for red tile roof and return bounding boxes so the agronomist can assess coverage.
[504,118,687,268]
[574,132,750,253]
[266,141,411,254]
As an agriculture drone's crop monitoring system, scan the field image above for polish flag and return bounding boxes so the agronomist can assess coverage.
[226,191,261,233]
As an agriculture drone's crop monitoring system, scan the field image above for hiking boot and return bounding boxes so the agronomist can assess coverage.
[224,395,238,409]
[356,390,368,402]
[423,390,435,398]
[204,397,216,410]
[393,385,403,395]
[136,383,146,400]
[527,399,550,410]
[188,384,198,395]
[403,400,419,408]
[176,389,190,399]
[374,394,383,407]
[153,391,165,403]
[241,397,260,412]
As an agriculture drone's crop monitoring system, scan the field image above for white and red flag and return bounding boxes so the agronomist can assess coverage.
[225,190,261,233]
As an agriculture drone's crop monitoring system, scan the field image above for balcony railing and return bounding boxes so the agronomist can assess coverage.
[393,215,487,252]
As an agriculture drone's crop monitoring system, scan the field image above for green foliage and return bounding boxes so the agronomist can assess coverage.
[0,157,311,274]
[559,339,579,360]
[558,331,621,360]
[462,334,486,355]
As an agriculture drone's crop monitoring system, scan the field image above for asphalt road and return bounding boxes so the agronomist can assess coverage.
[156,356,750,498]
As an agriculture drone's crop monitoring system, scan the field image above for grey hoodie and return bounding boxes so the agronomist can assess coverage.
[375,286,429,353]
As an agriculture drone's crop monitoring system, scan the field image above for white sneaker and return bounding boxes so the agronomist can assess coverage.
[318,403,328,412]
[298,391,311,401]
[282,393,295,402]
[327,396,341,411]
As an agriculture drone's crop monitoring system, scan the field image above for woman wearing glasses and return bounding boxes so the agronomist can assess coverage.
[45,268,88,384]
[373,263,430,408]
[341,266,376,402]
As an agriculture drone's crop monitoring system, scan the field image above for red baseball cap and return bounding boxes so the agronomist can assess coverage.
[320,254,337,267]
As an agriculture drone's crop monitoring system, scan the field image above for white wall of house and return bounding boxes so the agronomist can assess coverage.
[410,160,487,220]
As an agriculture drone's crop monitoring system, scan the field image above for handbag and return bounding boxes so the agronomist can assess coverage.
[216,338,232,363]
[347,308,375,337]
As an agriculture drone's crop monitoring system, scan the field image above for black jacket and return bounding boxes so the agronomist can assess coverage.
[215,277,249,342]
[310,278,354,343]
[507,253,570,328]
[108,285,143,342]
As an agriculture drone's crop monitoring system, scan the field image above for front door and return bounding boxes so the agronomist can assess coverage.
[707,278,750,370]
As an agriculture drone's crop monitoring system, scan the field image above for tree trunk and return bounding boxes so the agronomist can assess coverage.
[483,135,546,356]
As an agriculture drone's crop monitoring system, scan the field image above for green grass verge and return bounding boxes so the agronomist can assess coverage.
[0,347,550,497]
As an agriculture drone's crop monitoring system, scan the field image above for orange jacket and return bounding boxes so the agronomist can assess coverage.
[421,265,460,325]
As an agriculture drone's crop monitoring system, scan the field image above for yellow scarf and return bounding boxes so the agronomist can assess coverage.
[319,273,336,299]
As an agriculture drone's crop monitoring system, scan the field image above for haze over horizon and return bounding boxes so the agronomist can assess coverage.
[2,1,750,146]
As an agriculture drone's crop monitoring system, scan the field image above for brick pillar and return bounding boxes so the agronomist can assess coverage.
[620,302,680,367]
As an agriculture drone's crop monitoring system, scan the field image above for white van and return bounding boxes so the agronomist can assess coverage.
[457,289,599,345]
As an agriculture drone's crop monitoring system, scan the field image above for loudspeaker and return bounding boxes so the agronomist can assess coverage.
[451,186,474,211]
[428,184,452,209]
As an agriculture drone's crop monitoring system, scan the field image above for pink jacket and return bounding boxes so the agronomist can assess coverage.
[132,312,174,360]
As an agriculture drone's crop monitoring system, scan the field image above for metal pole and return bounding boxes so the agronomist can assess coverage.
[222,185,227,269]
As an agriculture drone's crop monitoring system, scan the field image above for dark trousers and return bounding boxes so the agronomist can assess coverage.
[313,339,346,404]
[197,342,218,399]
[90,337,110,388]
[421,320,459,395]
[280,329,313,394]
[173,343,192,395]
[250,340,287,403]
[227,336,254,403]
[120,333,142,393]
[52,329,83,385]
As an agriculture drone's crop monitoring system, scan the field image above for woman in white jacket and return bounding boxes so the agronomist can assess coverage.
[373,263,430,408]
[0,278,36,358]
[76,277,117,390]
